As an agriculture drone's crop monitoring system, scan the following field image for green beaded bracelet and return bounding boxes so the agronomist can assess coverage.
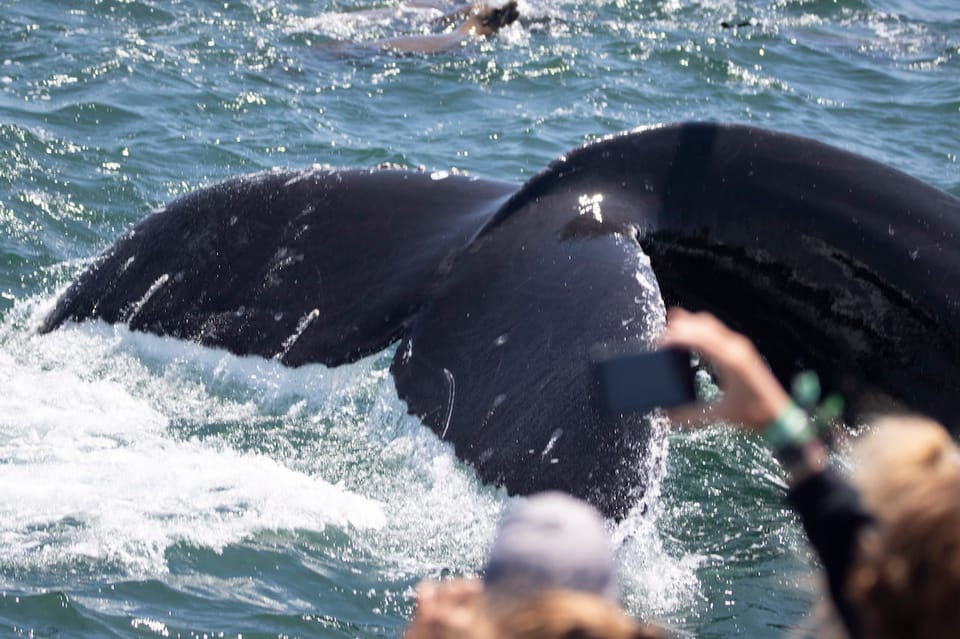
[762,401,816,452]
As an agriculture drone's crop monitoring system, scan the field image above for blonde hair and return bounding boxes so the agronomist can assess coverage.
[489,590,665,639]
[852,415,957,517]
[848,466,960,638]
[844,417,960,638]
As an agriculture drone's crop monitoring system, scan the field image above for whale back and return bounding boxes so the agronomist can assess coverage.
[493,122,960,429]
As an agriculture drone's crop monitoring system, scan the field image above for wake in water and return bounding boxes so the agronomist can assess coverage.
[0,289,700,621]
[0,296,385,583]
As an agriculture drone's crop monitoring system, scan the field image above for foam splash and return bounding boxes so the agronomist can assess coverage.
[614,413,703,619]
[4,290,707,622]
[0,300,385,583]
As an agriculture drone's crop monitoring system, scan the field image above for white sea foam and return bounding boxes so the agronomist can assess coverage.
[3,293,705,621]
[0,302,385,582]
[615,414,704,618]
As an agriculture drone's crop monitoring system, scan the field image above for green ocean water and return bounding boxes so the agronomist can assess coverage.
[0,0,957,637]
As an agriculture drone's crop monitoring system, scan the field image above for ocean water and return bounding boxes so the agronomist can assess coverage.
[0,0,957,637]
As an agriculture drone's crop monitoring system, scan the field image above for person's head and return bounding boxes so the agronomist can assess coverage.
[852,415,957,517]
[834,417,960,639]
[404,580,667,639]
[483,491,618,602]
[847,464,960,639]
[492,589,666,639]
[405,492,634,639]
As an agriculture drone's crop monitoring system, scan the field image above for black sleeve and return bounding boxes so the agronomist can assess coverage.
[786,467,876,639]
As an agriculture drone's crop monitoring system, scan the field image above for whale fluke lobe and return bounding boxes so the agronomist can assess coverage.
[40,169,514,366]
[40,122,960,517]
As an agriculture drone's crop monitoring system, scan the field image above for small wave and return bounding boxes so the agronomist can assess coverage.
[0,298,385,585]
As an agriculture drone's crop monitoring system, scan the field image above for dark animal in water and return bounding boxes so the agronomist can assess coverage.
[40,122,960,518]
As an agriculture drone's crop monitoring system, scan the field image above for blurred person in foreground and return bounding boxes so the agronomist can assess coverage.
[661,307,960,639]
[404,491,665,639]
[405,583,663,639]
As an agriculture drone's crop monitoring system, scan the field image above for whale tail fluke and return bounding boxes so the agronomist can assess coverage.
[39,123,960,516]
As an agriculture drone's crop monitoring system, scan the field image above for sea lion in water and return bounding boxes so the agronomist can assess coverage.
[374,1,519,53]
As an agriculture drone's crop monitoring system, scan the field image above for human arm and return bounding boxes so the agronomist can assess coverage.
[659,307,826,484]
[659,307,871,636]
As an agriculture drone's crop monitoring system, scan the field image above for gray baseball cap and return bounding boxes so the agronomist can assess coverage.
[483,491,619,601]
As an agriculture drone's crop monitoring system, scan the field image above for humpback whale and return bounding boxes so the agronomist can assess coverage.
[40,122,960,519]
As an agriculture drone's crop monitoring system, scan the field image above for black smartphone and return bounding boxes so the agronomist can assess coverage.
[592,346,696,414]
